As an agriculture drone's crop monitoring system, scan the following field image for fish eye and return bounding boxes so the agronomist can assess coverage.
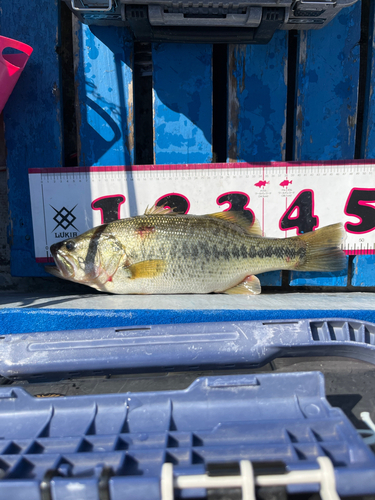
[65,240,76,251]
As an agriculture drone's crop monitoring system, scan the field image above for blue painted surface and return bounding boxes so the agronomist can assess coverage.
[289,257,349,287]
[358,3,375,287]
[290,2,361,287]
[1,0,63,277]
[1,308,375,335]
[152,43,212,164]
[294,2,361,161]
[362,0,375,158]
[351,255,375,287]
[228,32,288,287]
[258,271,282,287]
[227,31,288,163]
[74,23,134,166]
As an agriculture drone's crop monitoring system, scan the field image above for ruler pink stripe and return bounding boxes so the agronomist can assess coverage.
[344,250,375,256]
[28,159,375,175]
[37,257,54,263]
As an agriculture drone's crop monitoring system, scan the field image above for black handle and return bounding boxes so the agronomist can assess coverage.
[125,6,285,43]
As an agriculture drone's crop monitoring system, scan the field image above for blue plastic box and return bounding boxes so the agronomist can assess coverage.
[0,318,374,379]
[0,319,375,499]
[0,371,374,499]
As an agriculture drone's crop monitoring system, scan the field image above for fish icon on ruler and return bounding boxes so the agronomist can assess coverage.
[280,179,293,188]
[254,180,270,188]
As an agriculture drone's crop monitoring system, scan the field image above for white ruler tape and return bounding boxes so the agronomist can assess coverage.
[28,161,375,262]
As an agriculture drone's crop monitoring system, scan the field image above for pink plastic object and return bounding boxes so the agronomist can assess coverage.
[0,36,33,113]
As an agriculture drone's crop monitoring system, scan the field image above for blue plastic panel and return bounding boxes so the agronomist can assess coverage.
[152,43,212,164]
[290,1,361,288]
[73,22,135,166]
[2,307,375,335]
[2,318,375,379]
[1,304,375,335]
[0,372,374,499]
[1,0,63,277]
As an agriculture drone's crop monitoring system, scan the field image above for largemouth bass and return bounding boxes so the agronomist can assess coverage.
[46,206,346,295]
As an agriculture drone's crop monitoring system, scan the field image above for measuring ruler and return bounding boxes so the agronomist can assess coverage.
[28,161,375,262]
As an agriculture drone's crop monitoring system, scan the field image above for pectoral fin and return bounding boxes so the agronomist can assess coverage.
[126,259,166,279]
[223,275,261,295]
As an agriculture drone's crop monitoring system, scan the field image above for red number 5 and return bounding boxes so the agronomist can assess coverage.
[345,188,375,234]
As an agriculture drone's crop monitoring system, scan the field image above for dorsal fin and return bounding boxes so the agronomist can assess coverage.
[207,211,262,236]
[144,204,178,216]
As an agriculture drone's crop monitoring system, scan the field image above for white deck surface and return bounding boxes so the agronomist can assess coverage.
[0,292,373,310]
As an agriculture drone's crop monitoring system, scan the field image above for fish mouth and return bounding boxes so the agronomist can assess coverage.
[45,265,63,278]
[48,243,76,279]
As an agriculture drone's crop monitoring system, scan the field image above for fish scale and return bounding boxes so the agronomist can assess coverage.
[47,208,346,295]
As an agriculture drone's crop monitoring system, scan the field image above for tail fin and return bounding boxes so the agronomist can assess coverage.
[294,223,346,272]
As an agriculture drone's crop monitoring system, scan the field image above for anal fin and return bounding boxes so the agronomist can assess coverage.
[223,275,261,295]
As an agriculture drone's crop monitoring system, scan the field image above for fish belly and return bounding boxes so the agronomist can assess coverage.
[106,259,246,294]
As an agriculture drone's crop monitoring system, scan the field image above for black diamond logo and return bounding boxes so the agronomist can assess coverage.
[51,204,78,231]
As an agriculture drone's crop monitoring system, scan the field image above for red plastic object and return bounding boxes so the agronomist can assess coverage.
[0,35,33,113]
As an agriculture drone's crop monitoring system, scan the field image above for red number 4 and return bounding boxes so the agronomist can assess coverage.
[279,190,319,235]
